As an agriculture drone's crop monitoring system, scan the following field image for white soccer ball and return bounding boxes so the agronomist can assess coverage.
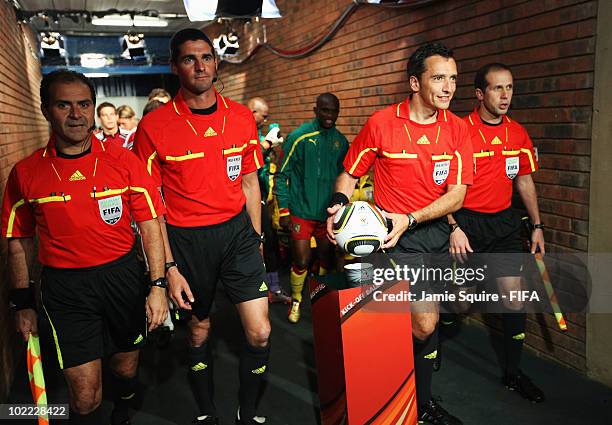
[333,201,388,257]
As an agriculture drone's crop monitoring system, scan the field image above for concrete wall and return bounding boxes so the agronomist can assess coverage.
[214,0,597,372]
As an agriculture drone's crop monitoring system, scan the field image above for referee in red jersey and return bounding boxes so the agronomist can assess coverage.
[447,62,544,402]
[2,70,167,425]
[133,29,270,425]
[327,43,472,425]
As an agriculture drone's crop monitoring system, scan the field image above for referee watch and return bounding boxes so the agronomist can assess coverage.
[406,213,418,230]
[150,277,168,289]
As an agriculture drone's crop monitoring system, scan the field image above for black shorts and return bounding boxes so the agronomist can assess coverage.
[454,208,524,278]
[167,209,267,320]
[388,218,451,294]
[41,249,147,370]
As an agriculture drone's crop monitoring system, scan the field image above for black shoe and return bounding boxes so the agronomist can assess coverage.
[111,406,132,425]
[418,398,463,425]
[236,408,266,424]
[504,371,545,403]
[193,415,219,424]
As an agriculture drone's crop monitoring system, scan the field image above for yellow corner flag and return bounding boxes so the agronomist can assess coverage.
[27,334,49,425]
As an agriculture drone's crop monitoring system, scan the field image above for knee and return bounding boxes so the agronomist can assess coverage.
[246,321,271,348]
[71,389,102,415]
[189,319,211,346]
[503,299,524,311]
[412,319,437,341]
[292,260,308,271]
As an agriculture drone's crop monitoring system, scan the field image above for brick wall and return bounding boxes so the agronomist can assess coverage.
[216,0,595,371]
[0,1,48,400]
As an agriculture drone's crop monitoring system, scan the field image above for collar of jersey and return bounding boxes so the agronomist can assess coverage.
[468,108,511,126]
[172,89,229,118]
[396,99,448,128]
[42,133,105,158]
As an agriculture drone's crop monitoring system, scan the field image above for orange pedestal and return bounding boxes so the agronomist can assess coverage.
[309,274,417,425]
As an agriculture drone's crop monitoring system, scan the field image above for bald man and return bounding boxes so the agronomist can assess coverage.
[249,97,290,304]
[276,93,348,323]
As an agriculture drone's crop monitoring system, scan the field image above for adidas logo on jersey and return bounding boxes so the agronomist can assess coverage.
[416,135,430,144]
[259,282,268,292]
[69,170,86,181]
[204,127,217,137]
[133,334,143,345]
[491,136,502,145]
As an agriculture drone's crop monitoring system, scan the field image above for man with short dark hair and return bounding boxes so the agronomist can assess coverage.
[133,28,271,425]
[327,43,472,424]
[447,62,544,402]
[95,101,134,149]
[277,93,348,323]
[2,70,167,425]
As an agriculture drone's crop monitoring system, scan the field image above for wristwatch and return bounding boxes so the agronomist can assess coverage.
[407,213,418,230]
[150,277,168,289]
[449,222,460,233]
[165,261,178,273]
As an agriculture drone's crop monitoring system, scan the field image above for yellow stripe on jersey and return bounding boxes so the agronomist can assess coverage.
[455,150,463,185]
[348,147,378,175]
[147,151,158,175]
[6,199,25,237]
[432,154,453,161]
[502,149,521,156]
[165,152,205,161]
[90,187,128,198]
[29,195,72,204]
[473,151,494,158]
[521,148,536,172]
[382,151,417,159]
[129,187,157,218]
[222,144,247,155]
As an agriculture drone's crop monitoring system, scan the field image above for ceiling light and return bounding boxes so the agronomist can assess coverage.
[91,14,167,27]
[80,53,108,68]
[84,73,110,78]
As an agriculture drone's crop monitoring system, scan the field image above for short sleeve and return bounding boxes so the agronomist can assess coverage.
[447,118,473,186]
[517,125,538,176]
[124,150,166,222]
[343,118,379,177]
[133,124,162,186]
[1,166,35,238]
[242,116,263,174]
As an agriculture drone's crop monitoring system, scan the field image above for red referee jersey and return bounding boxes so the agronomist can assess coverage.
[343,101,473,214]
[1,135,165,268]
[462,110,538,213]
[133,90,263,227]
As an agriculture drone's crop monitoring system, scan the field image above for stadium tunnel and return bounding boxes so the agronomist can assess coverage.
[1,0,611,424]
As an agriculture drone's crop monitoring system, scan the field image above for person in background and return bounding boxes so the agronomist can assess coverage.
[96,102,134,150]
[276,93,348,324]
[248,96,290,304]
[148,87,171,104]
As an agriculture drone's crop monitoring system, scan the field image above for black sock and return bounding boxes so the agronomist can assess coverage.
[189,342,216,416]
[111,373,137,423]
[239,342,270,419]
[413,326,438,408]
[502,311,526,376]
[69,404,103,425]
